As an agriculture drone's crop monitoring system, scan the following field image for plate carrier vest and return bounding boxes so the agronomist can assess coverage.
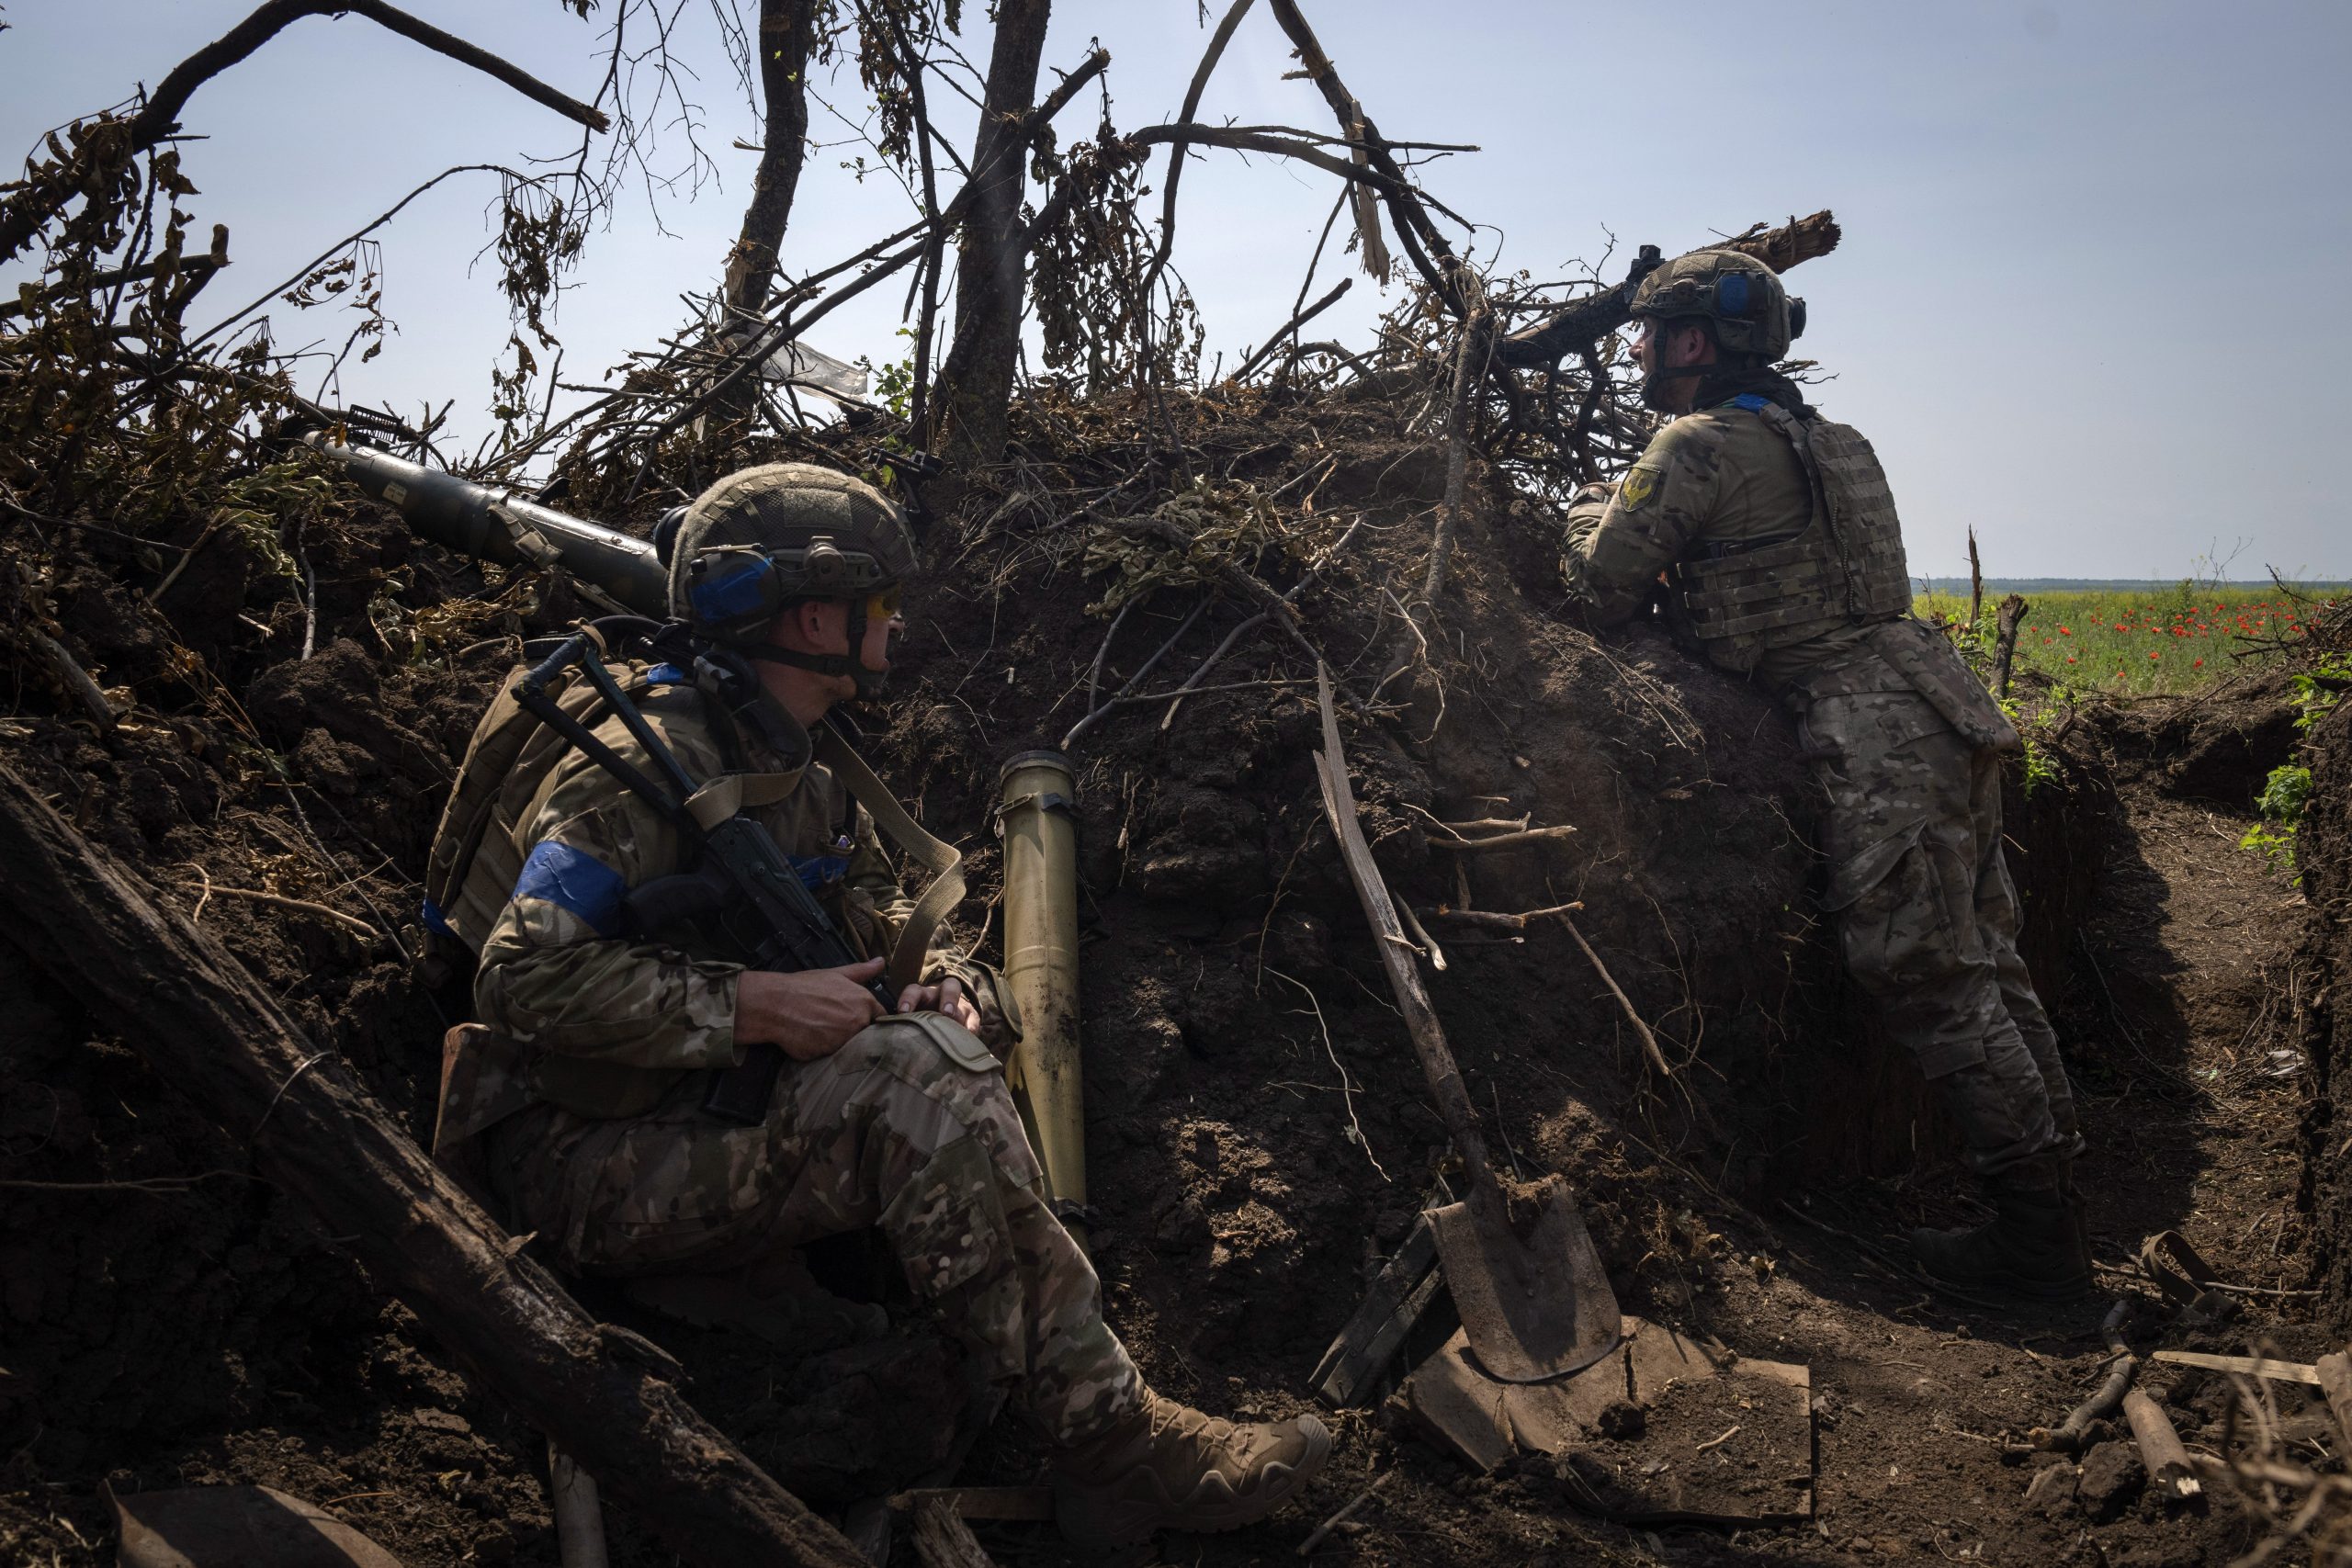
[1661,396,1912,675]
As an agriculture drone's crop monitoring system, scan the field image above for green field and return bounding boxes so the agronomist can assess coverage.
[1913,585,2342,695]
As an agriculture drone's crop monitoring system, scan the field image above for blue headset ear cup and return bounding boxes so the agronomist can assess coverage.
[1717,272,1751,315]
[1788,297,1807,341]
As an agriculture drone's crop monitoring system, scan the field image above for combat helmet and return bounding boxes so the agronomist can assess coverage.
[1627,250,1805,408]
[662,462,916,696]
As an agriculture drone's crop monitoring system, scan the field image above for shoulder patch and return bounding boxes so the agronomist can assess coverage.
[1619,465,1662,512]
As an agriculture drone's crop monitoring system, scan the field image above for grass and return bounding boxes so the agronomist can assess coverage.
[1913,585,2343,696]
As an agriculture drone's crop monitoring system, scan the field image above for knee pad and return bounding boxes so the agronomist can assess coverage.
[837,1010,1003,1080]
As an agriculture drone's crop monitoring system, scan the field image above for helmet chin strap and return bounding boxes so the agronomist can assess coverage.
[1634,319,1719,412]
[736,598,889,698]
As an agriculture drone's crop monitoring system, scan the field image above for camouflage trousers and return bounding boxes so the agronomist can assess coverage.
[481,1013,1140,1444]
[1806,694,2077,1179]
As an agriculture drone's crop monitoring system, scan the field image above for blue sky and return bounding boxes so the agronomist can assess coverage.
[4,1,2345,579]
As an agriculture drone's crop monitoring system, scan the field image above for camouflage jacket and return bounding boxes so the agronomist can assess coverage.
[1560,399,1878,690]
[460,675,1001,1128]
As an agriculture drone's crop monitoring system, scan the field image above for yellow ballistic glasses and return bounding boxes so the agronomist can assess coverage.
[859,583,903,622]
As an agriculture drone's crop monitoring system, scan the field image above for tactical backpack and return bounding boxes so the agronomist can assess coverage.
[418,648,669,981]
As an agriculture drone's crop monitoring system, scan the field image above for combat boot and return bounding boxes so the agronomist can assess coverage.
[1050,1386,1332,1549]
[1911,1157,2091,1301]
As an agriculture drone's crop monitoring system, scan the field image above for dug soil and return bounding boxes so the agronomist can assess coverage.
[0,396,2333,1566]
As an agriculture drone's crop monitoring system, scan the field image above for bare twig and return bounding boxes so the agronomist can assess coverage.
[1416,901,1583,931]
[179,881,380,941]
[0,1170,262,1194]
[1061,599,1210,750]
[1557,914,1671,1077]
[1137,0,1258,339]
[1395,898,1447,973]
[1296,1472,1389,1556]
[1420,269,1491,608]
[1082,596,1139,716]
[1423,825,1577,852]
[1233,278,1352,384]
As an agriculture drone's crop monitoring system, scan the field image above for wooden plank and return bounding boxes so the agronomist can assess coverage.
[910,1498,1001,1568]
[2150,1350,2319,1385]
[1398,1329,1514,1474]
[1311,1213,1442,1408]
[2314,1352,2352,1452]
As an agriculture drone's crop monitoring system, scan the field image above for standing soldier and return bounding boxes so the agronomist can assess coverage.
[427,463,1329,1546]
[1558,254,2090,1299]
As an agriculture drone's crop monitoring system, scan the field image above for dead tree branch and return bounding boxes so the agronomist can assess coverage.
[1264,0,1461,306]
[1992,593,2030,698]
[719,0,819,321]
[1137,0,1258,336]
[0,0,607,268]
[1420,269,1491,608]
[1231,277,1351,383]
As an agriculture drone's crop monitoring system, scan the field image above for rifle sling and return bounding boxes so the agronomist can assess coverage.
[814,726,967,998]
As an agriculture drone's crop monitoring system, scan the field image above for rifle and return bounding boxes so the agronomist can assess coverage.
[509,630,893,1124]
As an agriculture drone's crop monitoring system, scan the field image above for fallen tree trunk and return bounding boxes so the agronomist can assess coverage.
[0,757,864,1568]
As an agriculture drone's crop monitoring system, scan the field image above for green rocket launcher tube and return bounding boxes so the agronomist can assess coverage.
[303,432,668,616]
[997,750,1086,1227]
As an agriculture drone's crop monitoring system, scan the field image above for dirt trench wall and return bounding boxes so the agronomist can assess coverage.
[0,400,2116,1557]
[2294,699,2352,1324]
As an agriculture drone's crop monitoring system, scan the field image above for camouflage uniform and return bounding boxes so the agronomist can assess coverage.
[1562,400,2076,1175]
[448,675,1140,1444]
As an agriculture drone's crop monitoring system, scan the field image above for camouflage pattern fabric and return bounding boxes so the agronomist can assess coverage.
[481,1013,1140,1444]
[460,678,1009,1112]
[1804,695,2075,1174]
[450,676,1136,1441]
[1562,399,2075,1179]
[1559,404,1876,689]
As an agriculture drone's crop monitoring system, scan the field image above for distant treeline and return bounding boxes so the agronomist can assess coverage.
[1917,579,2349,595]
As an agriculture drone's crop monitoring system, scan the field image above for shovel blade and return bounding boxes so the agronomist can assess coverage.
[1428,1178,1621,1383]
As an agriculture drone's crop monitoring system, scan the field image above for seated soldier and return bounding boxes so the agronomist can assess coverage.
[431,463,1329,1548]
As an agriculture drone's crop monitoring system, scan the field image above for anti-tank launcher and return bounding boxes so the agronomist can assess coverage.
[302,433,670,617]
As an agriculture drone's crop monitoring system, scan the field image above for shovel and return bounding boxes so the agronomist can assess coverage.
[1311,668,1621,1383]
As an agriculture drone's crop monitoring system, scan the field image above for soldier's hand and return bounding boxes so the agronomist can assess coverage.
[736,959,887,1061]
[898,975,984,1034]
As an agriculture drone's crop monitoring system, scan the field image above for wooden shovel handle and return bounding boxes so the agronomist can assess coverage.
[1312,667,1495,1192]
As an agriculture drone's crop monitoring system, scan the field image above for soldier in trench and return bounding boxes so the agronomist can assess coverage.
[427,463,1329,1546]
[1556,252,2091,1299]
